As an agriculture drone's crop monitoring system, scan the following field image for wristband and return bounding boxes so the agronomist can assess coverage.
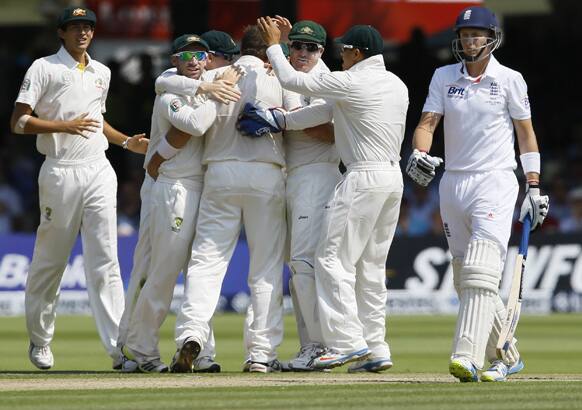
[157,136,180,160]
[14,114,32,134]
[122,138,129,150]
[519,152,541,175]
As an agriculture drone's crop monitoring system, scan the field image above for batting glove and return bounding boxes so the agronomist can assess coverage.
[406,149,444,187]
[236,102,286,138]
[519,183,549,231]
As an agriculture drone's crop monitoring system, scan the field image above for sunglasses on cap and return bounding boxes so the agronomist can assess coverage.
[340,44,368,52]
[173,51,208,62]
[290,41,322,52]
[210,51,235,62]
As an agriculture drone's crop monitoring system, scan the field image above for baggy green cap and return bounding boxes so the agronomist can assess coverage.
[201,30,240,55]
[172,34,210,53]
[58,6,97,28]
[289,20,326,45]
[336,25,383,56]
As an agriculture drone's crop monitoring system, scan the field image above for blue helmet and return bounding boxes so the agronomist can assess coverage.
[454,6,500,33]
[452,6,502,63]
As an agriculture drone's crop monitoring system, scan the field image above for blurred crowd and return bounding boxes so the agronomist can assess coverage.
[1,7,581,237]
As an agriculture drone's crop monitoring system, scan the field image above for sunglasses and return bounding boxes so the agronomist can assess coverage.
[290,41,322,52]
[340,44,368,52]
[173,51,208,62]
[210,51,235,62]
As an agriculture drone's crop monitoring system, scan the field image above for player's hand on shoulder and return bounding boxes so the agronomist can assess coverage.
[406,148,443,187]
[236,102,286,138]
[64,112,100,138]
[519,183,550,231]
[126,133,149,155]
[199,79,241,105]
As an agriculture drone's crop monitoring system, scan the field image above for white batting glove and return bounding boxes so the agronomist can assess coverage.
[519,183,550,231]
[406,149,444,187]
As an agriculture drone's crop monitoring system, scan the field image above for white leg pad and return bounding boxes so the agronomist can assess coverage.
[486,294,520,365]
[452,287,496,369]
[452,257,463,296]
[461,239,503,292]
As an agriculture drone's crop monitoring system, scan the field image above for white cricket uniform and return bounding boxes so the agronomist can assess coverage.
[422,55,530,367]
[284,60,340,346]
[268,45,408,358]
[15,46,123,358]
[171,55,294,363]
[124,91,218,362]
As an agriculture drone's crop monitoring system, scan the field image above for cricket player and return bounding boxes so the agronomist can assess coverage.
[10,6,148,370]
[241,19,408,372]
[277,19,340,371]
[160,25,297,373]
[406,6,549,382]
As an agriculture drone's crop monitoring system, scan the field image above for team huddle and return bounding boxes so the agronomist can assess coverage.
[10,5,549,382]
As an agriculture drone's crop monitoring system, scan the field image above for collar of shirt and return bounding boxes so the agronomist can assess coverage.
[457,54,502,82]
[57,46,95,72]
[348,54,386,73]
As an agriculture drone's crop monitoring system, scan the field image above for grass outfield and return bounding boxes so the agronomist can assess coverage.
[1,314,581,409]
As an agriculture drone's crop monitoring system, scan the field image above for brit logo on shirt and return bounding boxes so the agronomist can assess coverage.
[446,85,465,99]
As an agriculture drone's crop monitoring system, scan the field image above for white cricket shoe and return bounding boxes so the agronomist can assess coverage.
[311,347,371,370]
[28,343,54,370]
[347,356,393,373]
[481,359,525,382]
[288,343,326,371]
[170,338,201,373]
[449,357,478,382]
[193,356,221,373]
[249,359,283,373]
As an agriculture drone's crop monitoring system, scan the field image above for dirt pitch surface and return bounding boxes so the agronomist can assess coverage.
[2,373,581,391]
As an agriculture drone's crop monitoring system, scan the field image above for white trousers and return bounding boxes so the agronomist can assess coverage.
[315,162,402,357]
[175,161,286,363]
[286,163,340,346]
[25,154,124,358]
[125,176,203,361]
[117,175,154,348]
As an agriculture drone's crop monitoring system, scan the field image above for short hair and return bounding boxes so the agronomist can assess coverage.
[240,25,267,61]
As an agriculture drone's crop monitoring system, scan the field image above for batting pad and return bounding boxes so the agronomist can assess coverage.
[486,294,520,365]
[461,239,502,292]
[452,257,463,295]
[452,287,496,369]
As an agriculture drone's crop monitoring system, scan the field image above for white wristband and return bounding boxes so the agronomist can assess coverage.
[520,152,541,175]
[14,114,32,134]
[156,135,180,160]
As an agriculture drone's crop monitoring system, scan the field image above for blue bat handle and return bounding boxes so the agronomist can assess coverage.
[519,214,531,257]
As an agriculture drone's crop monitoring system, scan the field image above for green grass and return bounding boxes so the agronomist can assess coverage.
[1,314,581,409]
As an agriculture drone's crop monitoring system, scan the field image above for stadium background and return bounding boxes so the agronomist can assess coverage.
[0,0,581,316]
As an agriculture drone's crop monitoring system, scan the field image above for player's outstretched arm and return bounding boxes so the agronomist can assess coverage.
[103,120,148,154]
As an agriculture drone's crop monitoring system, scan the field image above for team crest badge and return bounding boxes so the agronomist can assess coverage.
[95,78,104,89]
[170,98,183,112]
[299,26,314,35]
[172,217,183,232]
[72,8,87,17]
[187,35,201,43]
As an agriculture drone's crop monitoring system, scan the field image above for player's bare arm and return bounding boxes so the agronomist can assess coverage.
[257,17,281,46]
[304,122,334,143]
[412,111,442,151]
[103,121,148,154]
[11,103,99,138]
[513,118,540,183]
[146,126,191,180]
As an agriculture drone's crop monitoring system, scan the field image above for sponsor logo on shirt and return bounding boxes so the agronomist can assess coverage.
[44,207,52,222]
[171,217,183,232]
[95,78,105,89]
[523,96,530,109]
[170,98,183,112]
[446,85,465,99]
[20,79,31,92]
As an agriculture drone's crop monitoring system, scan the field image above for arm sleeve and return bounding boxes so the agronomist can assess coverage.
[266,45,351,100]
[507,72,531,120]
[155,68,201,96]
[160,94,218,137]
[421,69,444,115]
[282,89,303,111]
[285,99,334,130]
[15,60,46,110]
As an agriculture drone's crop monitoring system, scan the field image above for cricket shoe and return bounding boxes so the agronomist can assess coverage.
[170,338,201,373]
[242,359,251,372]
[481,359,525,382]
[449,357,479,382]
[193,356,221,373]
[311,347,371,370]
[28,342,53,370]
[347,356,393,373]
[139,359,169,373]
[249,359,284,373]
[288,343,327,371]
[119,345,140,373]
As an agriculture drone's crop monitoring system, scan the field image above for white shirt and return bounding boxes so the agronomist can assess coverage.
[284,60,339,172]
[155,68,201,96]
[267,45,408,167]
[144,92,217,180]
[15,46,110,160]
[422,55,531,171]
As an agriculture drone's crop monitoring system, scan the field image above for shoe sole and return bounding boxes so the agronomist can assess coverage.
[481,374,505,382]
[348,361,393,373]
[193,363,221,373]
[171,340,201,373]
[449,361,478,383]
